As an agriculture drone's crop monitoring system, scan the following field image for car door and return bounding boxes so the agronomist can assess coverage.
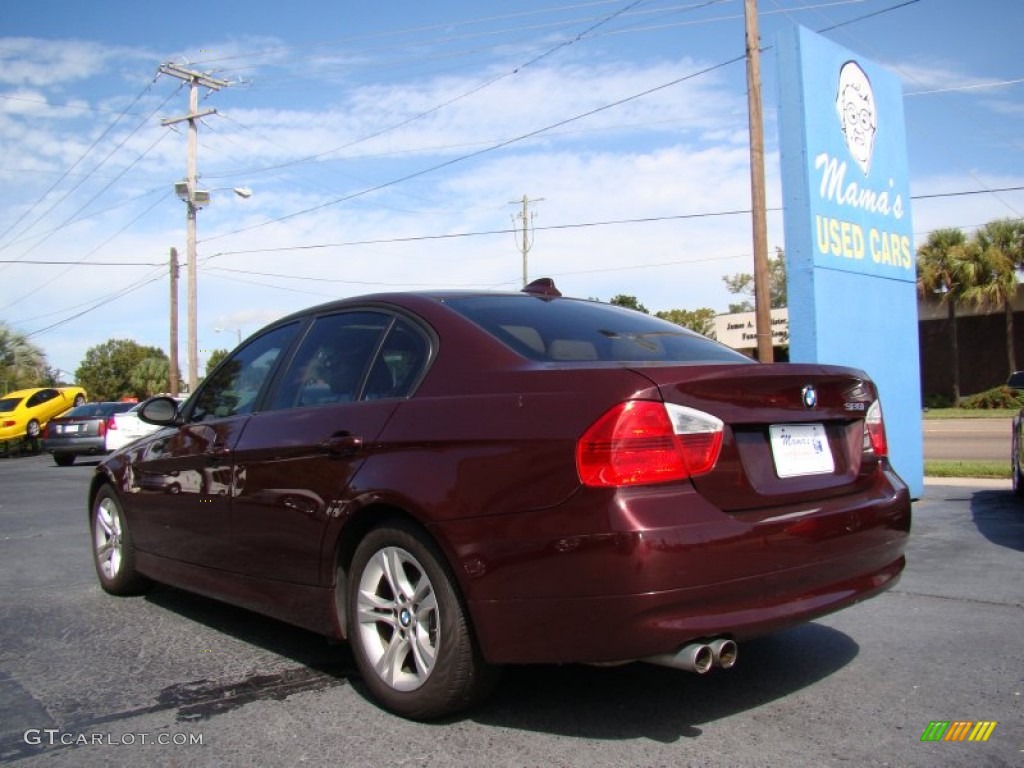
[227,311,431,584]
[26,388,62,426]
[125,322,301,566]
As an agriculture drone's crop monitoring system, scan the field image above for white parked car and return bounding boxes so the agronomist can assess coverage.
[104,396,185,452]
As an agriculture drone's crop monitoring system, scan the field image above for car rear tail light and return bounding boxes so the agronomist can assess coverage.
[863,399,888,457]
[1,420,15,428]
[99,419,111,438]
[41,424,50,439]
[576,400,724,487]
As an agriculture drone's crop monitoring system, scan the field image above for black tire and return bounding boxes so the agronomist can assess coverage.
[345,521,499,719]
[54,453,75,467]
[90,485,151,596]
[25,419,40,438]
[73,394,86,407]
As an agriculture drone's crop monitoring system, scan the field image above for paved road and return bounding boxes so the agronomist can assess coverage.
[922,417,1012,461]
[0,456,1021,767]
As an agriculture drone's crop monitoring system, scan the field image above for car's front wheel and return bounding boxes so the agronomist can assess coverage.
[91,485,151,595]
[345,521,498,719]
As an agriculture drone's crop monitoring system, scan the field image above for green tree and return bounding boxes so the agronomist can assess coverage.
[0,323,48,392]
[76,340,167,401]
[206,349,230,375]
[961,219,1022,375]
[722,248,787,313]
[130,357,172,397]
[655,308,718,338]
[916,228,970,404]
[609,295,649,314]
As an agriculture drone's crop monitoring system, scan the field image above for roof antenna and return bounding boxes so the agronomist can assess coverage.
[521,278,561,298]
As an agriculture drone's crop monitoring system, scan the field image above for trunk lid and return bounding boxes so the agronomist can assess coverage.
[633,363,884,511]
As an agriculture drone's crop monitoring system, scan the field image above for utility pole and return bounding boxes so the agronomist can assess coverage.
[510,194,544,287]
[744,0,773,363]
[159,63,230,391]
[169,247,179,397]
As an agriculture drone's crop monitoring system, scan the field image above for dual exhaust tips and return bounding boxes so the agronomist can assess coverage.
[645,638,737,674]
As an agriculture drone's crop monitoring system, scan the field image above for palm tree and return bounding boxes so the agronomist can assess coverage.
[0,324,47,392]
[961,219,1022,376]
[916,228,970,404]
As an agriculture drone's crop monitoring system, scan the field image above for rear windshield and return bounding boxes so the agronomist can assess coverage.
[445,296,752,364]
[0,398,22,413]
[65,403,133,418]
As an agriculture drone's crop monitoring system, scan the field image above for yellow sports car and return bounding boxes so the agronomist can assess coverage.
[0,387,88,440]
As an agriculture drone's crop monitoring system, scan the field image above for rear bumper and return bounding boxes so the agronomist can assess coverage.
[433,469,910,665]
[41,437,108,456]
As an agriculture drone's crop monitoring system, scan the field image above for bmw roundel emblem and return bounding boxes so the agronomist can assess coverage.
[801,385,818,409]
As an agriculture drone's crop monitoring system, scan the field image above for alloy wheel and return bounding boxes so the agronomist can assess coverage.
[94,497,124,580]
[355,546,439,692]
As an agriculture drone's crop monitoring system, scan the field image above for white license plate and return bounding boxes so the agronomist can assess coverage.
[769,423,834,478]
[61,424,80,434]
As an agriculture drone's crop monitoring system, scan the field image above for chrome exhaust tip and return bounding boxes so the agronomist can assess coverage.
[709,638,738,669]
[644,642,714,674]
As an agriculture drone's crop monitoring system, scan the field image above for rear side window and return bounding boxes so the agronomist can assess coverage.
[445,296,751,364]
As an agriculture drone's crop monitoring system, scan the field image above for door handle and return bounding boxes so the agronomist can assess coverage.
[204,444,231,462]
[318,433,364,457]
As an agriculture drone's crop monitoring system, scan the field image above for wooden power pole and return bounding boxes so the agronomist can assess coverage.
[744,0,773,362]
[169,247,179,396]
[510,194,544,287]
[159,63,230,391]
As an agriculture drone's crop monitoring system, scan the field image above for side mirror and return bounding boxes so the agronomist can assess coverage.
[138,396,180,426]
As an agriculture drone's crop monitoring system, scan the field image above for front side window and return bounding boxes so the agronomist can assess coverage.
[191,323,299,421]
[271,312,389,410]
[26,389,58,408]
[270,312,430,410]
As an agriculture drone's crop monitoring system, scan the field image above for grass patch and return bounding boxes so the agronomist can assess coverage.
[922,408,1017,419]
[924,460,1011,479]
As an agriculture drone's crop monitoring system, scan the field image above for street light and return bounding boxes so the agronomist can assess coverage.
[174,182,252,391]
[215,327,242,346]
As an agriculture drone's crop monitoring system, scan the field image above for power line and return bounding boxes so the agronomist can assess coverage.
[0,74,164,255]
[0,131,174,313]
[8,184,1019,269]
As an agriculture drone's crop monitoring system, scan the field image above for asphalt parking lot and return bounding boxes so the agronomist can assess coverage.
[0,455,1020,767]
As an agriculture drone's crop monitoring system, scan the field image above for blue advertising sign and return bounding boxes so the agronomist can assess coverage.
[777,25,923,497]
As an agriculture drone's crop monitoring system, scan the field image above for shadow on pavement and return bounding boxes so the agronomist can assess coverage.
[971,489,1024,552]
[470,623,858,742]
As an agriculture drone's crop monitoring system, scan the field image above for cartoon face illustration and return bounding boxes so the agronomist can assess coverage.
[835,60,876,175]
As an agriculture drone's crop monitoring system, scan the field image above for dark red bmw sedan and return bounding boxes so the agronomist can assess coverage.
[89,279,910,719]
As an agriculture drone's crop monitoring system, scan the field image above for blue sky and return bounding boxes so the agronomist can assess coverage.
[2,0,1021,382]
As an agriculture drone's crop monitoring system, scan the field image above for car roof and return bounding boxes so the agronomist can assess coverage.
[1,387,51,398]
[268,280,565,327]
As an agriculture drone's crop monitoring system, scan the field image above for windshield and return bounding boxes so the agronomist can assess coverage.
[445,296,752,364]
